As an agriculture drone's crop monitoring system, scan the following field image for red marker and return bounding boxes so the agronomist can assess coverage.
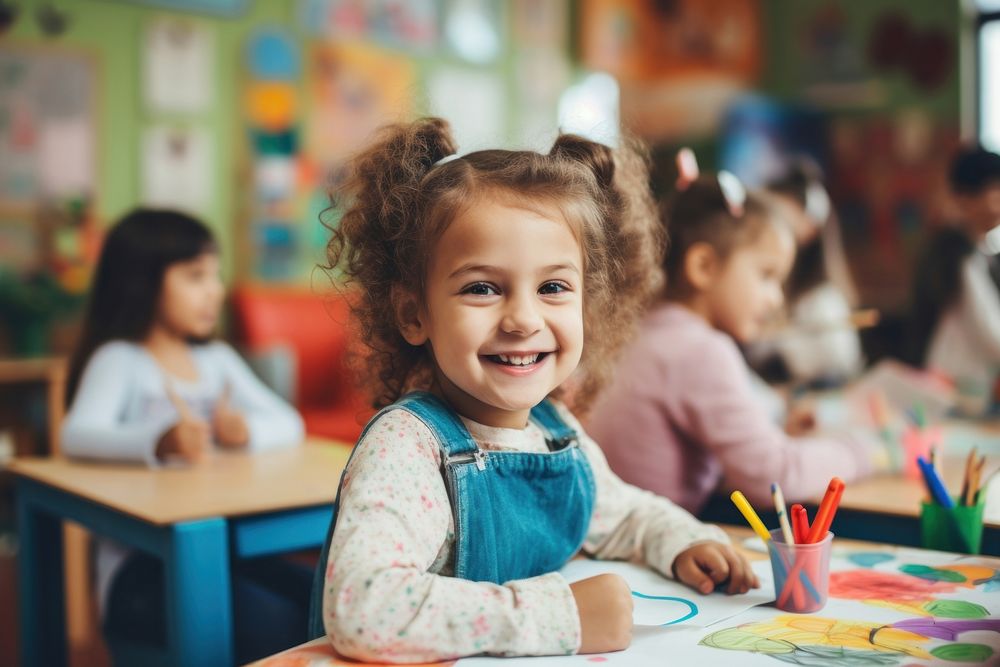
[806,477,845,544]
[791,504,809,544]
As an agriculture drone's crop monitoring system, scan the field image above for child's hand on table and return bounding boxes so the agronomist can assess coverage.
[672,541,760,595]
[570,573,633,653]
[784,403,817,436]
[212,384,250,449]
[157,386,212,463]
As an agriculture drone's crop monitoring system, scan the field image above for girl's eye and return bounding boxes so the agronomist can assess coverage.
[462,282,499,296]
[539,281,569,295]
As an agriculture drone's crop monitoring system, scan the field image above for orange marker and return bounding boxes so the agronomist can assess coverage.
[806,477,845,544]
[791,504,809,544]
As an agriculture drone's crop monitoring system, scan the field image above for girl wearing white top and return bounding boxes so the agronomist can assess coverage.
[907,147,1000,415]
[62,209,306,663]
[750,158,863,387]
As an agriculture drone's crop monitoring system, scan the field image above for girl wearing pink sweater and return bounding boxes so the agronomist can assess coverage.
[586,153,890,514]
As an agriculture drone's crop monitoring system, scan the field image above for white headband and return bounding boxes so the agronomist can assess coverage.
[431,153,462,168]
[804,181,831,226]
[717,170,746,218]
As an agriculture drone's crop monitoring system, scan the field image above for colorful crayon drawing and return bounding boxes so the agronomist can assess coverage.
[253,638,456,667]
[863,598,989,620]
[897,564,996,588]
[845,552,896,569]
[828,565,1000,620]
[828,570,962,602]
[974,570,1000,592]
[700,615,1000,665]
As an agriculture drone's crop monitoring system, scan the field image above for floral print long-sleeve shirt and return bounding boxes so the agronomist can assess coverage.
[322,401,727,662]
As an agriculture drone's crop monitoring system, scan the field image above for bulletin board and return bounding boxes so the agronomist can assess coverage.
[0,45,99,213]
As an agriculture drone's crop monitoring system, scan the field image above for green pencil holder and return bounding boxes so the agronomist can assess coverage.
[920,499,985,554]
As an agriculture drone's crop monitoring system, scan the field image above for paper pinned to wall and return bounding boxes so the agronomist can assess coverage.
[38,117,93,197]
[144,17,215,113]
[141,125,213,215]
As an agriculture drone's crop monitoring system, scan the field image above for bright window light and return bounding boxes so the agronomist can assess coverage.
[558,72,620,147]
[982,20,1000,152]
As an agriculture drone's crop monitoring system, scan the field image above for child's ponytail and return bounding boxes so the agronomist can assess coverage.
[548,135,665,411]
[326,118,458,407]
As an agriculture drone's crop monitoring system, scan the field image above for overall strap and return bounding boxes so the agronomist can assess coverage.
[529,399,579,451]
[395,391,479,458]
[310,391,481,638]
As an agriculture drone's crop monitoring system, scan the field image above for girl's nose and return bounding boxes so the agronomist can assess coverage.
[770,289,785,313]
[501,294,544,335]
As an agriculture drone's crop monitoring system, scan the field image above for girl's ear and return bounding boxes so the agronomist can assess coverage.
[392,285,428,346]
[684,242,720,291]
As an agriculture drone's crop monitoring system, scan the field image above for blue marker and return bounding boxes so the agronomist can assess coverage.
[917,456,954,509]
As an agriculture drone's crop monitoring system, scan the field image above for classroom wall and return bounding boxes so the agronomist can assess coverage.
[761,0,963,119]
[4,0,535,282]
[1,0,977,336]
[755,0,968,310]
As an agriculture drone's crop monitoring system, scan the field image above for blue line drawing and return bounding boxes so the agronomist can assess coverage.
[631,591,699,625]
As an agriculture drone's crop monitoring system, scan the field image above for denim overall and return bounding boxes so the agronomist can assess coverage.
[307,391,596,638]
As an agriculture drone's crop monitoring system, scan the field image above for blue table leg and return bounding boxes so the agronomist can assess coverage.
[164,518,234,667]
[16,491,68,667]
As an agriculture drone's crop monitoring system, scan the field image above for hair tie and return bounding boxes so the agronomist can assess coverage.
[804,181,831,226]
[431,153,462,169]
[676,147,699,191]
[717,170,746,218]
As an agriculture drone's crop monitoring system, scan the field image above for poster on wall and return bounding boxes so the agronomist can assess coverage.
[141,124,214,215]
[297,0,437,53]
[244,28,304,282]
[580,0,760,140]
[0,47,96,209]
[144,17,215,114]
[304,42,415,170]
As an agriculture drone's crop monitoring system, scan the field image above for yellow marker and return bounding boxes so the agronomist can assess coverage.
[731,490,771,542]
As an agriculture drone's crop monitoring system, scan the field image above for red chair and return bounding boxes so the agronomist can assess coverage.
[231,284,372,444]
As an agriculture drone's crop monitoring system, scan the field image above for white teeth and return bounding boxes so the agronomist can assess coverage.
[495,353,540,366]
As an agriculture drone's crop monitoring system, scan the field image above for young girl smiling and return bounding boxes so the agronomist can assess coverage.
[310,119,758,662]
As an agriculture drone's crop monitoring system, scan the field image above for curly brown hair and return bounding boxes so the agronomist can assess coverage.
[324,117,664,412]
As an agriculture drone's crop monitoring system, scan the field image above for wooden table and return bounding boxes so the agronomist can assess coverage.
[11,439,352,667]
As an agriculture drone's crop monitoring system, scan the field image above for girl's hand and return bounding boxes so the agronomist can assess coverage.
[212,384,249,449]
[569,573,633,653]
[672,541,760,595]
[784,401,817,436]
[784,407,817,436]
[157,386,212,463]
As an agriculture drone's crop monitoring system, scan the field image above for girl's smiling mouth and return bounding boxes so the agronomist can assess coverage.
[483,351,552,370]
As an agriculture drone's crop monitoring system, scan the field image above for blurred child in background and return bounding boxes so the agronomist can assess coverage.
[907,146,1000,416]
[749,158,865,388]
[62,209,306,662]
[587,152,891,514]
